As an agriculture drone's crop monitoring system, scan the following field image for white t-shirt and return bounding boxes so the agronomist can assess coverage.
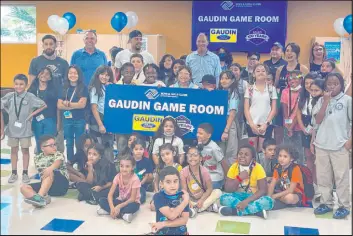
[244,83,278,125]
[152,136,185,155]
[132,71,146,85]
[140,81,166,87]
[114,49,154,69]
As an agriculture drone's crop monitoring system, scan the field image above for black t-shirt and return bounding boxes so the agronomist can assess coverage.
[264,58,288,79]
[93,158,117,186]
[60,85,89,120]
[70,150,87,174]
[309,62,322,73]
[153,191,189,235]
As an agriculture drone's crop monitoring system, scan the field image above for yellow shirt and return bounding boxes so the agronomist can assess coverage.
[227,162,266,193]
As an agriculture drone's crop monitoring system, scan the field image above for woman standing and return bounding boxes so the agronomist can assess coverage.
[309,42,326,73]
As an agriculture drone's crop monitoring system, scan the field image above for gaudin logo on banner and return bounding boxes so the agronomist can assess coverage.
[210,28,237,43]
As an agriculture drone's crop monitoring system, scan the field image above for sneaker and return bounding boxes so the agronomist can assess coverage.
[22,174,30,184]
[333,207,350,219]
[189,208,198,218]
[219,206,235,216]
[206,203,219,213]
[24,194,46,207]
[8,174,18,183]
[122,213,133,223]
[314,204,333,215]
[43,195,51,205]
[255,210,267,219]
[97,207,109,216]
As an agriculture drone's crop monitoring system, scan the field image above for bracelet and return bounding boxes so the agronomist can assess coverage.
[236,175,243,182]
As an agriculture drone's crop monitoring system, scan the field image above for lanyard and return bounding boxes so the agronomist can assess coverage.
[237,161,255,193]
[65,87,77,103]
[14,92,27,120]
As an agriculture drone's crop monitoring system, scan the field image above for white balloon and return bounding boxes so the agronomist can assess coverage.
[56,17,69,35]
[47,15,60,32]
[333,18,348,37]
[125,11,138,29]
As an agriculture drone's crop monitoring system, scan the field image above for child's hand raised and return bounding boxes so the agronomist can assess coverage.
[323,90,332,102]
[238,170,249,181]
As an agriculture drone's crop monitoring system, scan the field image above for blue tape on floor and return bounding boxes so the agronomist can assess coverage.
[0,159,11,165]
[0,203,10,210]
[41,218,84,233]
[284,226,319,235]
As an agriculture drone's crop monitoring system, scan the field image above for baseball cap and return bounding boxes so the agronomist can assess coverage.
[129,30,142,39]
[272,42,283,50]
[201,74,216,85]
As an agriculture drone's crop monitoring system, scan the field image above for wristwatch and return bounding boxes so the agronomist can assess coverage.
[266,121,271,126]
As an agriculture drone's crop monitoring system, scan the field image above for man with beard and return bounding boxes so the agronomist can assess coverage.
[114,30,154,71]
[29,35,69,87]
[28,35,68,154]
[264,42,287,79]
[71,30,107,86]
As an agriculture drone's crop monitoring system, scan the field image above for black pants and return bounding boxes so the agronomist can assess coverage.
[29,171,69,196]
[76,182,118,201]
[98,197,140,217]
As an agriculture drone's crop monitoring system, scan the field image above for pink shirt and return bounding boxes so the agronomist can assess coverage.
[180,166,211,200]
[113,173,141,204]
[280,88,301,131]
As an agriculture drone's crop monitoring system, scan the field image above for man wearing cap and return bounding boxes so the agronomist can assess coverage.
[70,30,107,86]
[114,30,154,70]
[186,33,222,87]
[201,74,217,91]
[264,42,287,79]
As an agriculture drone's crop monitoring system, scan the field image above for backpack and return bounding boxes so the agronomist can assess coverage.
[274,163,315,206]
[247,83,274,106]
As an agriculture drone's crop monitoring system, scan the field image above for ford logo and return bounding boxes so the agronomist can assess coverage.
[142,123,156,128]
[217,34,230,40]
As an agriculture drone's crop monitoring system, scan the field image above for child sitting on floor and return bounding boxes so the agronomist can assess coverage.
[151,166,190,235]
[97,155,141,223]
[20,135,69,207]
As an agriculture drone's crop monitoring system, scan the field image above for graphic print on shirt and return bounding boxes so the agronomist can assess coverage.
[202,155,217,171]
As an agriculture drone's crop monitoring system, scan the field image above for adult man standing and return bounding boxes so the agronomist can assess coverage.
[264,42,287,79]
[114,30,154,70]
[240,52,260,84]
[186,33,222,87]
[70,30,107,86]
[28,35,69,153]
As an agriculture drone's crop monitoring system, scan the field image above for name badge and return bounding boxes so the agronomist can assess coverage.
[63,111,72,119]
[14,121,23,128]
[305,125,313,134]
[284,119,293,124]
[36,114,45,122]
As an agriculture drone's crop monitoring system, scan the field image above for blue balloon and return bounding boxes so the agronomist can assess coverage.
[343,14,352,34]
[63,12,76,30]
[111,12,127,32]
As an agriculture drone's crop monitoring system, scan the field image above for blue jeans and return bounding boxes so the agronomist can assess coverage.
[212,179,224,190]
[32,117,56,153]
[63,119,86,162]
[140,186,146,204]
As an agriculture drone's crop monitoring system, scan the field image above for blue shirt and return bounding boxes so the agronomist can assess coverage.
[135,157,153,188]
[228,91,239,115]
[153,191,189,235]
[186,50,222,87]
[170,82,199,89]
[70,48,107,86]
[90,86,105,114]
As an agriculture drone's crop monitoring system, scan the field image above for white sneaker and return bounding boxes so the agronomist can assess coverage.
[207,203,219,213]
[22,174,30,184]
[189,208,197,218]
[122,213,133,223]
[97,207,109,216]
[43,195,51,205]
[8,174,18,183]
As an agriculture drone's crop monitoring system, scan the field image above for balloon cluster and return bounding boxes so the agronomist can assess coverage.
[111,11,138,32]
[47,12,77,35]
[333,14,352,37]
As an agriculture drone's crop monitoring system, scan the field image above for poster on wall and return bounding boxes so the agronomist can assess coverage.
[324,42,341,64]
[104,85,228,140]
[191,1,287,53]
[142,36,148,51]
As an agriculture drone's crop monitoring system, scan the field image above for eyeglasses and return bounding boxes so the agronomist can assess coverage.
[42,143,56,148]
[249,57,258,61]
[314,48,323,52]
[187,152,199,158]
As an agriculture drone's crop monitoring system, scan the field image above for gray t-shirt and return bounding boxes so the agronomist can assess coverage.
[201,140,225,182]
[313,93,352,151]
[29,55,69,86]
[1,91,46,138]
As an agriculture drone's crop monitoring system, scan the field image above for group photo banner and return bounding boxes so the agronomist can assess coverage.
[192,1,287,53]
[104,85,228,141]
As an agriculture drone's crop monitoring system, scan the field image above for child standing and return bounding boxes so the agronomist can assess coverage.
[141,64,166,87]
[158,54,175,85]
[1,74,47,183]
[89,65,115,163]
[281,70,304,164]
[170,66,199,89]
[76,143,117,204]
[97,155,141,223]
[57,65,89,162]
[151,166,190,235]
[152,117,185,166]
[116,62,136,85]
[181,146,222,218]
[219,144,274,219]
[218,71,240,164]
[257,138,277,181]
[130,54,146,85]
[197,123,228,189]
[312,73,351,219]
[20,135,69,207]
[131,138,153,204]
[244,64,278,153]
[268,144,306,207]
[201,75,217,91]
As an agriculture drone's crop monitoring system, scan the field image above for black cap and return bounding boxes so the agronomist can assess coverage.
[129,30,142,39]
[272,42,283,50]
[201,74,216,85]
